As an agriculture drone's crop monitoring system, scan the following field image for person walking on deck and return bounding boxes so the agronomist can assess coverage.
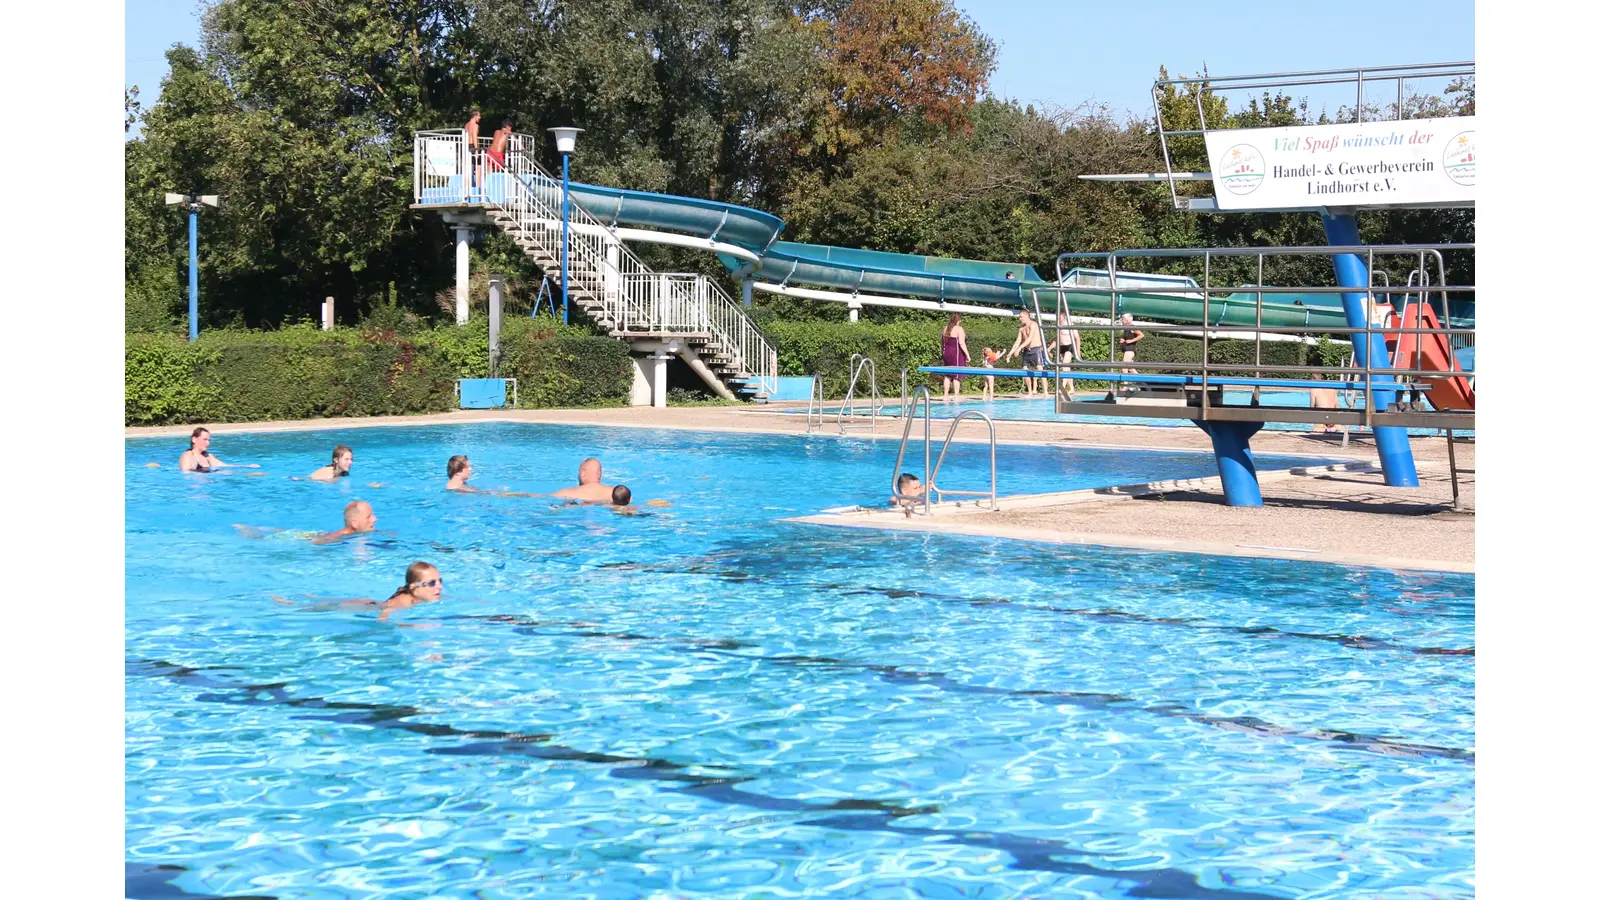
[1118,313,1144,375]
[940,313,971,401]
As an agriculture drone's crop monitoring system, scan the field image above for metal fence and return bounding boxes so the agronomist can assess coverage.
[1049,243,1475,430]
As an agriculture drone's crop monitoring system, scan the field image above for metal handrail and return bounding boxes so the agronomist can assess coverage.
[1046,243,1474,426]
[415,129,779,396]
[805,374,824,434]
[929,411,998,510]
[839,354,879,434]
[891,387,934,516]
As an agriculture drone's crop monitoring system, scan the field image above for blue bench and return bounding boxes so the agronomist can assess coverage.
[457,378,518,409]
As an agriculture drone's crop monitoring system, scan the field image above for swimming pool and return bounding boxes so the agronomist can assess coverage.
[795,392,1471,438]
[126,424,1473,898]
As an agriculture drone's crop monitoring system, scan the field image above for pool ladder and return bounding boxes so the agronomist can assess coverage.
[891,386,998,515]
[805,374,825,434]
[838,354,879,434]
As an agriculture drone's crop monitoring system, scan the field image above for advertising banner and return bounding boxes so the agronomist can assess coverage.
[1204,116,1475,210]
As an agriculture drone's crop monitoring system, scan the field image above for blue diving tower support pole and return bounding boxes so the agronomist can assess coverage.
[1319,210,1419,487]
[1196,421,1266,507]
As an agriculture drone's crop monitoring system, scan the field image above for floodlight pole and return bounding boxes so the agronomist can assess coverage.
[167,192,219,341]
[561,152,570,324]
[187,206,199,341]
[549,128,583,325]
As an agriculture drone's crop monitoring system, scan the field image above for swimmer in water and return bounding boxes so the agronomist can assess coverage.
[308,445,354,482]
[378,561,443,622]
[445,454,537,496]
[553,457,617,503]
[180,427,259,473]
[311,500,378,545]
[446,455,477,492]
[892,472,926,515]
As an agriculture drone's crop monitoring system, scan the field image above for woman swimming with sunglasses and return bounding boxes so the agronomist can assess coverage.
[378,561,444,622]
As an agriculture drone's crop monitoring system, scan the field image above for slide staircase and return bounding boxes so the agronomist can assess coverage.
[416,131,777,400]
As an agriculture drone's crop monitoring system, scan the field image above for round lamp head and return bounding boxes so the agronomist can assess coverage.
[548,127,584,154]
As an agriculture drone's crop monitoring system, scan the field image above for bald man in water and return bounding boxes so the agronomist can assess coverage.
[553,457,617,503]
[312,501,378,545]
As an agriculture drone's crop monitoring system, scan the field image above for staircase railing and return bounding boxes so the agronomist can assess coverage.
[500,138,677,328]
[415,129,779,395]
[690,275,779,397]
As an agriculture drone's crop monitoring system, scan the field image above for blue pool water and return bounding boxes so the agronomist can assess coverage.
[126,424,1473,898]
[801,392,1471,438]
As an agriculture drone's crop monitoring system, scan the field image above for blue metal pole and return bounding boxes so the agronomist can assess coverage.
[1196,420,1265,507]
[1320,211,1418,487]
[561,153,571,325]
[187,206,199,342]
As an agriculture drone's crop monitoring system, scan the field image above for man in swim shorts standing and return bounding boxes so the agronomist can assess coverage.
[486,119,511,175]
[1004,309,1048,397]
[465,110,482,194]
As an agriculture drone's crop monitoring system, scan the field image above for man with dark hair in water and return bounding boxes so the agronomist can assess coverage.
[891,472,925,513]
[611,485,632,506]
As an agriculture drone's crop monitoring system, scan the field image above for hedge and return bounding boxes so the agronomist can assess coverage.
[761,319,1348,398]
[126,319,634,426]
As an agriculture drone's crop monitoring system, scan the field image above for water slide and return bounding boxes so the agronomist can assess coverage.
[1386,304,1475,410]
[563,182,1358,329]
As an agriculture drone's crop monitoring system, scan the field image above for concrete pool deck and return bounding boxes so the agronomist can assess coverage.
[127,401,1474,573]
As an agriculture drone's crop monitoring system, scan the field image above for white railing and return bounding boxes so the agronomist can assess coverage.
[698,276,779,396]
[415,129,779,395]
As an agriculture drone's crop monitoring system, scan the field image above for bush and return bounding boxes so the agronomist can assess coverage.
[125,319,634,425]
[762,319,1335,397]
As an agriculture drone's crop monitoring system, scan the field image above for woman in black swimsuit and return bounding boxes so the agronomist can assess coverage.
[180,427,257,472]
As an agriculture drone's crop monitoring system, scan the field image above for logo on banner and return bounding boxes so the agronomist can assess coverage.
[1218,144,1265,195]
[1442,131,1475,186]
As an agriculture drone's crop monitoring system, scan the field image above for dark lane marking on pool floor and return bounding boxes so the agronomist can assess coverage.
[594,559,1475,657]
[127,657,1293,900]
[125,862,274,900]
[460,613,1474,763]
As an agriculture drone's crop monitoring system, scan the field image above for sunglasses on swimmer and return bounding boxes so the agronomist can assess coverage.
[412,578,442,589]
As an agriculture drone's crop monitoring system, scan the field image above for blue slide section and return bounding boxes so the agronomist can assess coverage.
[564,182,1356,329]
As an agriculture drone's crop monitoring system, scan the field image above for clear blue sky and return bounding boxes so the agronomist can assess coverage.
[127,0,1475,125]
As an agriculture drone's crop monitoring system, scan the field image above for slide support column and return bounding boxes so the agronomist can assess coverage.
[1320,210,1418,487]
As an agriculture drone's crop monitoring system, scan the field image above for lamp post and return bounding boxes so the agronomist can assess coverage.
[548,127,583,325]
[164,192,221,341]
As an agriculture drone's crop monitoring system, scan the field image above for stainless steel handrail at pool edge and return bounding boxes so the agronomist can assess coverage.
[929,411,998,511]
[805,374,824,434]
[891,387,934,516]
[839,354,879,434]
